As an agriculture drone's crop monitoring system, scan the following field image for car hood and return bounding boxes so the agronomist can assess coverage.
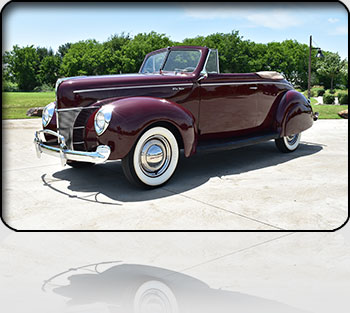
[56,72,196,109]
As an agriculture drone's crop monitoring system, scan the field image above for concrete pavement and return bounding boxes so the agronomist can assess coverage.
[2,118,348,230]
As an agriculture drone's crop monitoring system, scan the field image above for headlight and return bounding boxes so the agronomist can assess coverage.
[42,102,55,127]
[94,105,113,136]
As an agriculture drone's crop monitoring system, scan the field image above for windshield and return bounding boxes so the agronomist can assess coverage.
[140,51,167,74]
[163,50,201,73]
[140,49,201,74]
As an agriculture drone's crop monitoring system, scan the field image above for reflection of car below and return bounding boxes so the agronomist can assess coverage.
[51,263,309,313]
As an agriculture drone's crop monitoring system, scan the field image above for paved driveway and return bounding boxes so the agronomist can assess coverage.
[2,119,348,230]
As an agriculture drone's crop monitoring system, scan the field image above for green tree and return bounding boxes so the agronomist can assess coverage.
[102,33,131,74]
[316,52,347,91]
[5,45,40,91]
[36,47,54,61]
[183,31,250,73]
[60,40,107,77]
[39,55,61,87]
[120,31,173,73]
[57,43,72,59]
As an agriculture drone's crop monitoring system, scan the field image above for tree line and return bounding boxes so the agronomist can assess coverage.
[2,31,348,92]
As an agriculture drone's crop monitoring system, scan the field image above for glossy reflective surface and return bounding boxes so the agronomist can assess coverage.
[45,46,314,161]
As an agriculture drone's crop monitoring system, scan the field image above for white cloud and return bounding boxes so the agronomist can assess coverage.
[184,7,248,20]
[184,7,303,29]
[246,11,302,29]
[329,26,348,35]
[328,17,339,23]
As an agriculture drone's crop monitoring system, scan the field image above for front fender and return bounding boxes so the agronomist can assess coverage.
[86,97,197,160]
[275,90,314,137]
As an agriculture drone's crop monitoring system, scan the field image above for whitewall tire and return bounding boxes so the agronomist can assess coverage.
[275,133,301,153]
[122,127,179,187]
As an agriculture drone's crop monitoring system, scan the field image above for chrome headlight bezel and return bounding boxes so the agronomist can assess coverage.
[94,105,113,136]
[42,102,55,127]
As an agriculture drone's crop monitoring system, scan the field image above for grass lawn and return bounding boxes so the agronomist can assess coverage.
[309,97,318,105]
[2,92,55,119]
[311,104,348,119]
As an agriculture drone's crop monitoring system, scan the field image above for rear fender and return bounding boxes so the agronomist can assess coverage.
[275,90,314,137]
[86,97,197,160]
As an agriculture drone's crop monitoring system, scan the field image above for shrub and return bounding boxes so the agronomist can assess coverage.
[338,91,348,105]
[302,90,316,98]
[2,80,19,92]
[311,86,325,96]
[33,83,55,92]
[318,89,326,96]
[323,93,335,104]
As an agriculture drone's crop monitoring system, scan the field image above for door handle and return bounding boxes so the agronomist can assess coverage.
[249,86,258,90]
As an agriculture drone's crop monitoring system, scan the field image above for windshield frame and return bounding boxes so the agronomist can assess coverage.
[139,46,208,75]
[139,49,168,74]
[201,49,220,75]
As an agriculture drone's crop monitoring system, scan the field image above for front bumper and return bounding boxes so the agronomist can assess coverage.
[34,129,111,166]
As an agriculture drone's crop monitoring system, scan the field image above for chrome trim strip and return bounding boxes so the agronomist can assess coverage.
[57,106,100,112]
[73,126,85,130]
[34,129,110,165]
[73,141,85,144]
[55,108,60,134]
[73,83,194,94]
[55,76,88,93]
[201,81,292,88]
[216,49,220,74]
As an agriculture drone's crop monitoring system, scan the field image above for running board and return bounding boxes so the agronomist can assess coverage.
[196,132,280,154]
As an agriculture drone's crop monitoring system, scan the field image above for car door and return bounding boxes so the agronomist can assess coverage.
[198,74,258,135]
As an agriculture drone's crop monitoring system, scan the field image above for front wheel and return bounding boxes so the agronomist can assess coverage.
[275,133,301,153]
[122,127,179,187]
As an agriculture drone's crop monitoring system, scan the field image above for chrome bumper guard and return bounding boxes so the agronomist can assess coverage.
[34,129,111,166]
[313,112,319,121]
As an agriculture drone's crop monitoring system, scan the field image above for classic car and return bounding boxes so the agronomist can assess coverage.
[48,262,307,313]
[34,46,318,187]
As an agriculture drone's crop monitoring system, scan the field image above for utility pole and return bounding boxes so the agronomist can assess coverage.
[308,35,312,99]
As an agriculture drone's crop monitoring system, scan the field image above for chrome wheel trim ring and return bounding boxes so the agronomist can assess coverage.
[286,134,298,145]
[139,135,171,178]
[283,133,301,150]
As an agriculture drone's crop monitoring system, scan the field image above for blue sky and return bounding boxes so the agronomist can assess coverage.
[2,2,349,59]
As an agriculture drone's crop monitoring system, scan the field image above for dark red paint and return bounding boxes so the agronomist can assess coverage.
[45,46,315,160]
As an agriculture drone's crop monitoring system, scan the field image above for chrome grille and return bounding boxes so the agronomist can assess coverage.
[57,110,81,149]
[73,108,97,151]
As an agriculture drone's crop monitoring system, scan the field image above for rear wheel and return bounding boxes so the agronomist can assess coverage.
[122,127,179,188]
[275,133,301,153]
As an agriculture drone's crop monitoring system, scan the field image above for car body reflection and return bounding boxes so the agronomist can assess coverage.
[47,263,309,313]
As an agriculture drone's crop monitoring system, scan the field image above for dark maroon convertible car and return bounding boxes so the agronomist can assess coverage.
[34,46,318,187]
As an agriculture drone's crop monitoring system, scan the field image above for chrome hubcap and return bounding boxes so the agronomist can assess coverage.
[286,134,298,145]
[140,135,171,177]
